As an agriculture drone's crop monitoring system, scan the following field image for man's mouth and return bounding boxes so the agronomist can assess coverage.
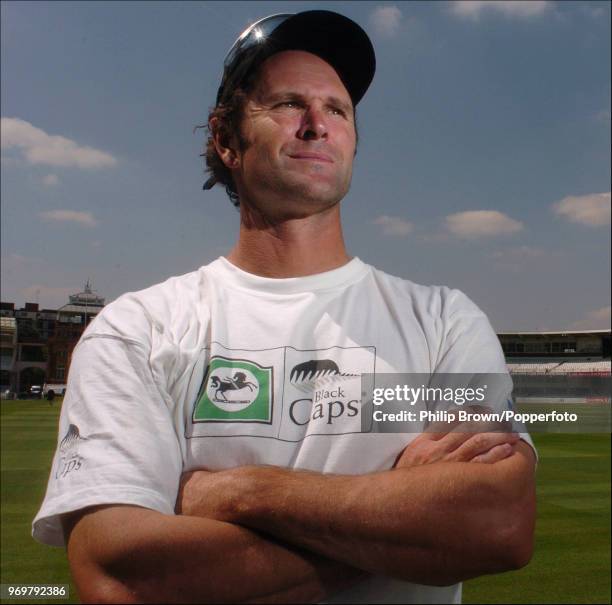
[288,153,334,163]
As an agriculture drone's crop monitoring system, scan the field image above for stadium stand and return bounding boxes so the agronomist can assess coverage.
[507,362,560,374]
[499,330,611,403]
[507,360,611,375]
[548,360,611,375]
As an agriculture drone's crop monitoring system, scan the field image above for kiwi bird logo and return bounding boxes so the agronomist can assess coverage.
[290,359,359,391]
[59,424,87,454]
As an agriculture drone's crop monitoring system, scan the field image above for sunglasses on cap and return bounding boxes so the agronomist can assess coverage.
[202,14,291,191]
[216,13,293,106]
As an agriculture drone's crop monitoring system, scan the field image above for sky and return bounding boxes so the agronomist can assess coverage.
[1,0,610,331]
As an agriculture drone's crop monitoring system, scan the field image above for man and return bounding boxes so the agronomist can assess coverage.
[33,11,536,604]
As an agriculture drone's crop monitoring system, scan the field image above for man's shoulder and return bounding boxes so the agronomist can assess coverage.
[367,264,503,372]
[83,264,214,343]
[367,263,485,319]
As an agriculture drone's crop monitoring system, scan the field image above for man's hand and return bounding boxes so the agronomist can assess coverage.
[394,404,520,469]
[394,430,519,468]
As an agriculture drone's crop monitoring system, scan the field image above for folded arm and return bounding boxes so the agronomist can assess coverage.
[179,438,536,586]
[63,504,364,604]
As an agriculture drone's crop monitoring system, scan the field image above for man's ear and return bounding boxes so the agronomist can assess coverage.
[210,117,240,169]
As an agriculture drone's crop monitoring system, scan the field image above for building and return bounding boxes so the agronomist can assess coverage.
[0,281,106,394]
[46,281,106,383]
[0,317,17,392]
[8,302,48,393]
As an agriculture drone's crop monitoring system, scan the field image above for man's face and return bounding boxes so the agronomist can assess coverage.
[231,50,357,220]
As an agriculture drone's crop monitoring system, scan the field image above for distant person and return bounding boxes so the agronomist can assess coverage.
[33,11,536,603]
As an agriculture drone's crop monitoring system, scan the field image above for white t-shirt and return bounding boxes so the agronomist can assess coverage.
[33,257,532,604]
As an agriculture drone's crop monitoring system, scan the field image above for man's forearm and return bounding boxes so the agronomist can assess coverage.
[65,505,363,603]
[186,442,536,585]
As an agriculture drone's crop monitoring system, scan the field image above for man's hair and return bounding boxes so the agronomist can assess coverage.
[200,69,359,208]
[201,89,251,208]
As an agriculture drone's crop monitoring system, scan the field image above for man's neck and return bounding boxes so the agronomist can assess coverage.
[226,204,350,278]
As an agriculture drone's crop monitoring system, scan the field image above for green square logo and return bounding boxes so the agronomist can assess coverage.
[193,356,273,423]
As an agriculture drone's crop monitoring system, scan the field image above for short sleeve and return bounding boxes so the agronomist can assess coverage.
[433,289,537,459]
[32,333,183,547]
[434,289,508,375]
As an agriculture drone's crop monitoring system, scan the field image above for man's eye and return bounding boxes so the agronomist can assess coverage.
[329,107,348,118]
[277,101,299,108]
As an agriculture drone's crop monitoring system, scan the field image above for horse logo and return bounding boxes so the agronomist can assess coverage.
[196,359,273,418]
[208,370,259,404]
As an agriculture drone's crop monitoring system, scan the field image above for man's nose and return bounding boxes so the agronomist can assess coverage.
[297,106,328,141]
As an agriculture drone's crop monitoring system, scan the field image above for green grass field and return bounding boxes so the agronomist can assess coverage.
[1,400,610,604]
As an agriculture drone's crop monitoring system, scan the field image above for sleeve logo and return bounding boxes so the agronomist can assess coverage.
[55,424,87,479]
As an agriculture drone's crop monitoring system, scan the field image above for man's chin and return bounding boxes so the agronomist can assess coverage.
[252,193,343,223]
[238,174,350,219]
[283,174,349,207]
[288,188,345,215]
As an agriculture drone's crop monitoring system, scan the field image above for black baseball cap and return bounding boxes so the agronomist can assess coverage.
[215,11,376,107]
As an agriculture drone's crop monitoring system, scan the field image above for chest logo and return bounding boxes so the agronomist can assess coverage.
[193,356,274,423]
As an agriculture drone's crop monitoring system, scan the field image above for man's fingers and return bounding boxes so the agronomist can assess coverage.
[436,430,473,453]
[470,443,515,464]
[394,423,520,469]
[451,432,519,462]
[412,431,444,442]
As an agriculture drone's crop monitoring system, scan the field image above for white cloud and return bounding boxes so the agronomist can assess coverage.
[42,174,59,186]
[39,210,98,227]
[370,5,403,37]
[445,210,523,239]
[450,1,551,20]
[570,306,611,331]
[1,117,117,169]
[373,215,414,236]
[552,192,611,227]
